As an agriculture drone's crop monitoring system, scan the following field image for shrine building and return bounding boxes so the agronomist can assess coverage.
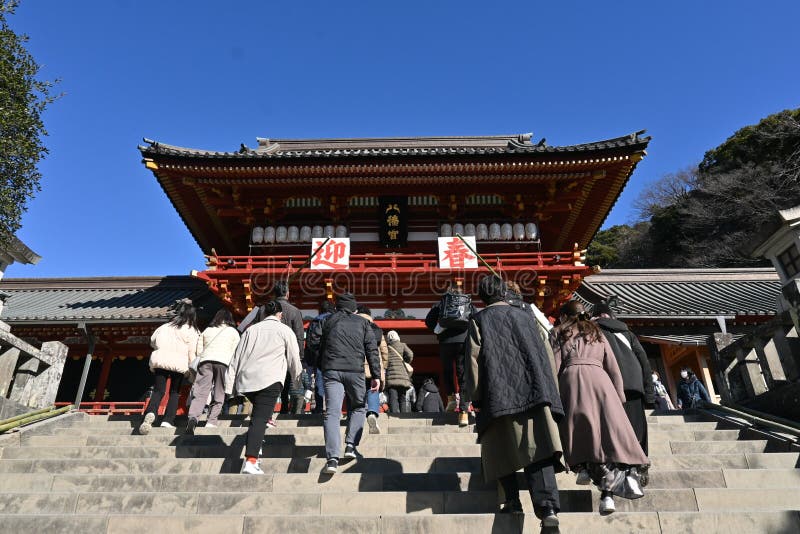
[137,132,651,381]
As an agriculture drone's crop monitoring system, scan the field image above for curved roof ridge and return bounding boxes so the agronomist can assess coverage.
[140,131,650,159]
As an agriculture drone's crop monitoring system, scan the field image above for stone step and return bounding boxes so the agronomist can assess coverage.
[18,428,757,448]
[19,431,484,448]
[2,452,796,475]
[3,486,799,515]
[4,437,774,461]
[46,423,481,436]
[1,468,765,494]
[1,511,799,534]
[722,468,800,488]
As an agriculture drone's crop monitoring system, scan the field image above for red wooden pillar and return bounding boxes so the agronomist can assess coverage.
[94,350,114,402]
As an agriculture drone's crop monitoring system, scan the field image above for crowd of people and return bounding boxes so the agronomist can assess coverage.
[139,277,711,527]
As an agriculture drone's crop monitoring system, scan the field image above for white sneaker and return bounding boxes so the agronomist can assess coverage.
[367,413,381,434]
[159,421,175,428]
[599,495,616,515]
[267,419,277,429]
[242,461,264,475]
[138,412,155,435]
[575,469,591,485]
[541,509,559,527]
[205,422,217,428]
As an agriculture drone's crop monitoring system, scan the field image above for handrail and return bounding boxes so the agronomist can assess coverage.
[702,402,800,438]
[0,405,72,434]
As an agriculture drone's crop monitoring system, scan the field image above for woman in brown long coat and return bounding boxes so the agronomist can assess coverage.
[551,301,649,515]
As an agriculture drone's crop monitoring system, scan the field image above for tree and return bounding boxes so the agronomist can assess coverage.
[590,108,800,269]
[0,0,58,246]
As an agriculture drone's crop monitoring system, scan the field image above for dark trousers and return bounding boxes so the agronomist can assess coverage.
[244,382,283,459]
[279,371,291,414]
[439,342,468,411]
[144,368,184,425]
[498,459,560,518]
[387,386,410,413]
[623,391,649,456]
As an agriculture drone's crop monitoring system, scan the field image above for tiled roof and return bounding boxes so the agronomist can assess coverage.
[0,276,221,324]
[139,131,650,160]
[574,268,782,319]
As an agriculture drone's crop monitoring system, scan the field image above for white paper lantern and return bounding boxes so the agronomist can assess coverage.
[251,227,264,244]
[476,223,488,240]
[264,226,276,244]
[335,225,348,238]
[300,226,312,242]
[324,225,335,238]
[525,222,539,241]
[312,225,324,238]
[464,223,476,236]
[440,223,452,237]
[513,223,525,240]
[453,223,464,236]
[287,226,300,242]
[276,226,288,243]
[489,223,501,240]
[500,223,513,240]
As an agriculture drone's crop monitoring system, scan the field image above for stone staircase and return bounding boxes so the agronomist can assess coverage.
[0,410,799,533]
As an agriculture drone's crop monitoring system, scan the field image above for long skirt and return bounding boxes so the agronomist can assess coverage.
[479,405,565,482]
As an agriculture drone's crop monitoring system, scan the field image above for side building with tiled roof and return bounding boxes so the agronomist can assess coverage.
[0,277,222,406]
[575,267,782,406]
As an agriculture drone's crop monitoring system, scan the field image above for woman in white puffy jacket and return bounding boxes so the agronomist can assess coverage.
[186,309,240,434]
[139,300,200,435]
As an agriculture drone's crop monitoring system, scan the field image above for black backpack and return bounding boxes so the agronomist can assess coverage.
[438,292,472,329]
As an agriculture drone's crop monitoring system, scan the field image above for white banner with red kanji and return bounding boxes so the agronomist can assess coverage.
[310,238,350,270]
[437,236,478,269]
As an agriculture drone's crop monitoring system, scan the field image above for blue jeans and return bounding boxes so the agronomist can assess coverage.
[366,379,380,416]
[322,370,367,460]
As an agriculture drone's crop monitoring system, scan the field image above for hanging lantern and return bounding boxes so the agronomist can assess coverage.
[264,226,276,244]
[300,226,312,242]
[276,226,288,243]
[513,223,525,240]
[311,225,324,238]
[440,223,452,237]
[251,227,264,244]
[464,223,476,236]
[453,223,464,236]
[335,225,348,238]
[287,226,300,242]
[500,223,513,240]
[489,223,501,240]
[476,223,489,240]
[324,225,335,237]
[525,222,539,241]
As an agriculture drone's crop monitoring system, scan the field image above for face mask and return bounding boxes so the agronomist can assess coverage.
[652,374,658,382]
[680,371,689,379]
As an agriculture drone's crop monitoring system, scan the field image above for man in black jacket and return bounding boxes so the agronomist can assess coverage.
[592,302,654,456]
[319,293,381,474]
[273,281,306,415]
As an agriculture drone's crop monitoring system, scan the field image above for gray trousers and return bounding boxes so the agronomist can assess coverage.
[323,369,366,460]
[188,361,227,424]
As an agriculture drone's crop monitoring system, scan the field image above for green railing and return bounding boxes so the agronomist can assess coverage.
[0,405,72,434]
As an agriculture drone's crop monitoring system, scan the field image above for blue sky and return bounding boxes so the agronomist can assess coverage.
[7,1,800,277]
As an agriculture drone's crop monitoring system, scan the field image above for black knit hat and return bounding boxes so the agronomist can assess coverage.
[336,292,357,312]
[592,302,615,319]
